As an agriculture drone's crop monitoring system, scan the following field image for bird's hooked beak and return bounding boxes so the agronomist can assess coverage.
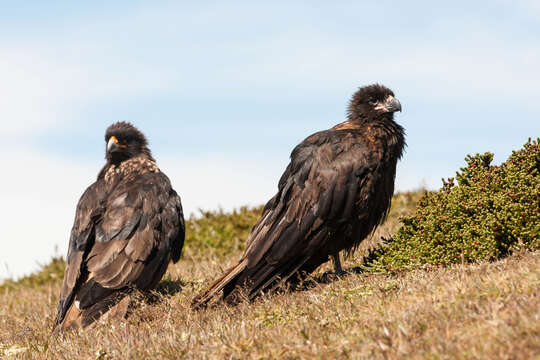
[107,136,119,153]
[107,136,126,153]
[376,95,402,113]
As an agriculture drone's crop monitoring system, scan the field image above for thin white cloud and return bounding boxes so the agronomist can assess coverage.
[3,1,538,140]
[0,149,96,279]
[511,0,540,17]
[0,41,182,138]
[217,34,540,106]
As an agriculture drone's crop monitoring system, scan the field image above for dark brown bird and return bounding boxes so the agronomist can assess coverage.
[192,84,405,308]
[53,122,184,332]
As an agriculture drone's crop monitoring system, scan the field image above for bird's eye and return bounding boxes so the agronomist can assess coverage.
[368,99,378,105]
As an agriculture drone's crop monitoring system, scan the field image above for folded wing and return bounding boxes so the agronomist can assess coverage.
[55,172,184,330]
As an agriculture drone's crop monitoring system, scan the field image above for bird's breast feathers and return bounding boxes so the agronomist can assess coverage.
[104,156,160,183]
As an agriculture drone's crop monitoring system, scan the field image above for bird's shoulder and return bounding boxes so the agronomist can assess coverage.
[294,125,373,155]
[287,126,378,175]
[71,179,108,237]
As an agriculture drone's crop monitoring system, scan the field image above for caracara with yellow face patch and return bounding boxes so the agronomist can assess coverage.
[54,122,184,332]
[192,84,405,308]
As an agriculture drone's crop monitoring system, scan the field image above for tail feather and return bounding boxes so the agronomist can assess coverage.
[52,292,130,334]
[52,301,84,334]
[249,255,310,300]
[191,258,248,309]
[192,255,315,309]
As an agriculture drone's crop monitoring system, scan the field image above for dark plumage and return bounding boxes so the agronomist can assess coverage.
[54,122,184,332]
[192,84,405,308]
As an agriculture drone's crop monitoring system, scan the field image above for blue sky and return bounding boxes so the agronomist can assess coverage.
[1,1,539,279]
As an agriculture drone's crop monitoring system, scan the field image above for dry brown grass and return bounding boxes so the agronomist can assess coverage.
[1,192,539,359]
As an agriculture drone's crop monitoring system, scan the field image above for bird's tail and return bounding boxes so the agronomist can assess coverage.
[192,254,315,309]
[52,301,84,335]
[244,254,311,301]
[191,258,249,309]
[52,292,131,334]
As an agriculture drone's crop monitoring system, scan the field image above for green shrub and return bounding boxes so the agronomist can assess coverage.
[368,138,540,271]
[0,257,65,291]
[184,206,264,259]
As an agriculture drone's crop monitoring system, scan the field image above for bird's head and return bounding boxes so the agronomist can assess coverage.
[104,122,152,164]
[347,84,401,123]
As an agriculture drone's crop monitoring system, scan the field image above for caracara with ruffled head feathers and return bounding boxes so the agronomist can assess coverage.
[54,122,184,332]
[192,84,405,308]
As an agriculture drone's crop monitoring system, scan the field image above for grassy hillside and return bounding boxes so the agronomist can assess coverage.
[1,190,539,359]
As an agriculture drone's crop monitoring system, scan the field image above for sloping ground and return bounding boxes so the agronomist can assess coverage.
[1,191,539,359]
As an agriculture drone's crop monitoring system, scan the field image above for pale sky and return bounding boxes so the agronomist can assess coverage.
[1,1,539,279]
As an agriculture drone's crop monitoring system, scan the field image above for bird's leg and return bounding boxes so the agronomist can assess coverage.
[332,252,345,275]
